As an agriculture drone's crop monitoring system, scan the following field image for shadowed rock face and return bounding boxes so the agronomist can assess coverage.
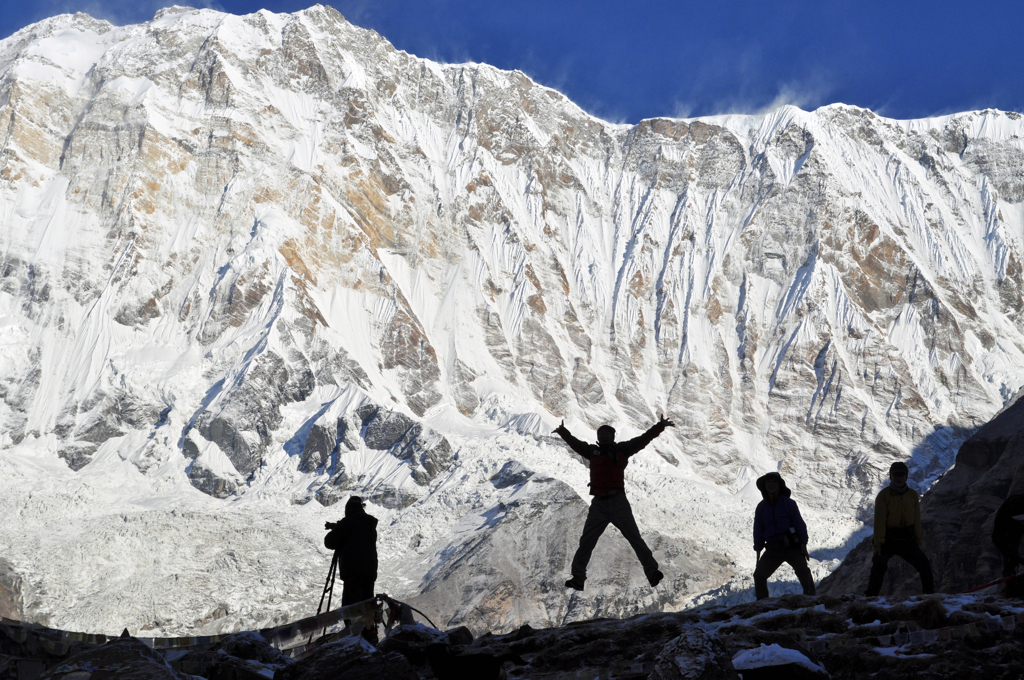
[299,418,338,473]
[307,404,454,507]
[275,636,418,680]
[819,390,1024,597]
[190,350,315,478]
[37,638,189,680]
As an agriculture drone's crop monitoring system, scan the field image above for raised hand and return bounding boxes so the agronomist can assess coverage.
[658,414,675,428]
[553,420,567,434]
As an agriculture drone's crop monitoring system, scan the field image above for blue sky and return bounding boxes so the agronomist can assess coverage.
[3,0,1022,123]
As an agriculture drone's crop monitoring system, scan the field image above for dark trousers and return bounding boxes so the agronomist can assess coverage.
[570,490,658,578]
[753,544,816,600]
[341,578,375,606]
[866,540,934,596]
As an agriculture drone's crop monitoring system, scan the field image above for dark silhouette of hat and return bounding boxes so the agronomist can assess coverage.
[345,496,365,515]
[889,461,909,475]
[755,472,792,499]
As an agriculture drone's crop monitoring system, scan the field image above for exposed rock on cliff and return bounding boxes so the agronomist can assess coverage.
[2,7,1022,506]
[0,557,22,621]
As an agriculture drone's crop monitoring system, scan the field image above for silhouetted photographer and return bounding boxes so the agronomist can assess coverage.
[324,496,379,606]
[554,417,673,591]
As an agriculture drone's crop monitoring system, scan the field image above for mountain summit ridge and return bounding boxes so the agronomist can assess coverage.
[1,5,1023,634]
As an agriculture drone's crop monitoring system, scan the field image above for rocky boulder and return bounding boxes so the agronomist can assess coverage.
[170,632,291,679]
[376,622,453,667]
[274,636,418,680]
[38,637,189,680]
[650,629,740,680]
[7,592,1024,680]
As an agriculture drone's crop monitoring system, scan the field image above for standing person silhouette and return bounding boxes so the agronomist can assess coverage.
[865,462,934,596]
[553,417,674,591]
[751,472,816,599]
[324,496,379,606]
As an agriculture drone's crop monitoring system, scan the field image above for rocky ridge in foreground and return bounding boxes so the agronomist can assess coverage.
[5,593,1024,679]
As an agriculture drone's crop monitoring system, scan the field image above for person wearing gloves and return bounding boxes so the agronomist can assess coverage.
[865,461,934,596]
[554,417,674,591]
[752,471,816,600]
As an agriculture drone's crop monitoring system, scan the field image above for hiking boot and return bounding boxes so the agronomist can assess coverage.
[647,570,664,587]
[565,576,585,591]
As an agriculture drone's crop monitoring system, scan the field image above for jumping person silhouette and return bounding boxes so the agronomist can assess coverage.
[553,417,674,591]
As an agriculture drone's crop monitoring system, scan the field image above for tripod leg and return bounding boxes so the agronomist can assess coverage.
[323,558,337,637]
[309,553,339,644]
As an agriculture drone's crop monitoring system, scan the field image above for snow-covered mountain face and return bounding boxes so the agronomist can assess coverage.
[2,5,1024,635]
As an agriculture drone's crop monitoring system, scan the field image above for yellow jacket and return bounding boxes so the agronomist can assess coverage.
[873,485,923,546]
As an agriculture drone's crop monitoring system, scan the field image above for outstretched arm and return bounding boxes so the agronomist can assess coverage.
[618,416,675,457]
[553,421,594,459]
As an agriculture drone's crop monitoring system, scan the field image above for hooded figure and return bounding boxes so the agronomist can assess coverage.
[865,461,934,596]
[554,417,673,591]
[324,496,379,605]
[752,472,816,600]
